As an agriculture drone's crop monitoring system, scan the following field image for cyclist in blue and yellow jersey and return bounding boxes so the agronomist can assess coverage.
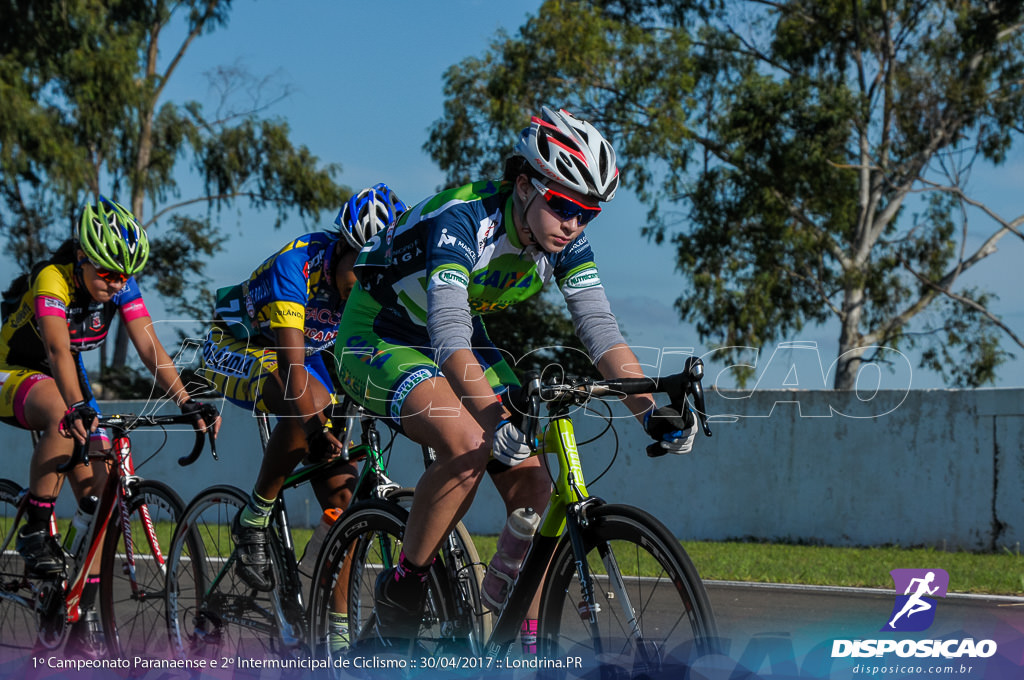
[0,196,218,656]
[335,108,698,649]
[200,184,406,595]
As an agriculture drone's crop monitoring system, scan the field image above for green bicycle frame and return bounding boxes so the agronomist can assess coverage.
[483,404,600,659]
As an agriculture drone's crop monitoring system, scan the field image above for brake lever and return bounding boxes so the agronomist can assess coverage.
[56,440,89,473]
[684,357,713,438]
[507,372,542,449]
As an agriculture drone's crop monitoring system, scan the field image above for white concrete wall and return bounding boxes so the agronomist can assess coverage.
[3,389,1020,550]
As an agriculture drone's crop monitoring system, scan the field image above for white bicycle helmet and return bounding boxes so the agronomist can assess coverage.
[334,183,407,250]
[513,106,619,202]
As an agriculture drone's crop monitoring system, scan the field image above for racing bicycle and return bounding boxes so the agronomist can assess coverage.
[0,408,217,664]
[308,357,719,676]
[164,401,486,659]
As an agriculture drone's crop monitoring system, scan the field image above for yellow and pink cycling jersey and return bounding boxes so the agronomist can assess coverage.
[0,260,150,427]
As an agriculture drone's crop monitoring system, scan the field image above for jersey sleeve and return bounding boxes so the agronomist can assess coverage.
[114,277,150,322]
[554,233,604,298]
[258,245,310,332]
[424,208,480,293]
[31,264,72,320]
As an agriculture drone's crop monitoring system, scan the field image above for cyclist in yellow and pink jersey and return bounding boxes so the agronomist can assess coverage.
[0,197,218,656]
[200,184,406,594]
[335,108,698,648]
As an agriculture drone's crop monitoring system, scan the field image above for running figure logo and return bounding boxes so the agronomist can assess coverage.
[883,568,949,632]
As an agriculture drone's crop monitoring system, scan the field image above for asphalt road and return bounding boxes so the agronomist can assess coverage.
[704,581,1023,678]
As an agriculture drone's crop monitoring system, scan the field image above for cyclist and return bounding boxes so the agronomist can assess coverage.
[200,184,406,613]
[0,196,218,657]
[334,107,698,650]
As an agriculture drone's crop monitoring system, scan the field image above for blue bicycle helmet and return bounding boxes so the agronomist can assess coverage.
[334,183,407,250]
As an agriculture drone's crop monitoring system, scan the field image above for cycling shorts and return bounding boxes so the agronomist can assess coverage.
[0,365,53,428]
[200,324,334,415]
[0,362,110,445]
[335,287,518,431]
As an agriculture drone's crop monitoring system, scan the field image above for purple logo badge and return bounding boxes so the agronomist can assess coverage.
[882,568,949,632]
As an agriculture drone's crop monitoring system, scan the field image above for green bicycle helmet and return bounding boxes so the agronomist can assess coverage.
[77,196,149,274]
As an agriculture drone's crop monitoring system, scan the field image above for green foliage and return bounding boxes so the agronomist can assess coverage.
[0,1,349,397]
[427,0,1024,388]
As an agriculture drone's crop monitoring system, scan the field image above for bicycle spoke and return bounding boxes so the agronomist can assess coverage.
[166,486,302,660]
[101,480,184,660]
[540,505,718,677]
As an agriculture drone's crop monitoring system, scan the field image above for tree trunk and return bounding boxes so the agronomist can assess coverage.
[835,285,866,390]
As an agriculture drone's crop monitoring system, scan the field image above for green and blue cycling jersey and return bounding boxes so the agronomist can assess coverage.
[336,180,624,427]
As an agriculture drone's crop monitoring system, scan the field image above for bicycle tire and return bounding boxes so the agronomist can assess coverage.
[99,478,184,661]
[308,499,482,664]
[0,478,41,658]
[538,503,719,676]
[384,487,490,641]
[165,484,299,659]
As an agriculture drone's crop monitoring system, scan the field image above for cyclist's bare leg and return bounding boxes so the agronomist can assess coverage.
[312,469,356,511]
[398,378,492,567]
[22,378,110,585]
[251,375,339,501]
[22,379,75,499]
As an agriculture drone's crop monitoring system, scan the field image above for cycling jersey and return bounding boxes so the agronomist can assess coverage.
[0,261,148,371]
[337,179,624,428]
[0,260,148,429]
[355,180,615,355]
[213,231,343,355]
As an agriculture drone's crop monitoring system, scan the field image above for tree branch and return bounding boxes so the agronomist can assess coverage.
[900,260,1024,350]
[143,191,270,227]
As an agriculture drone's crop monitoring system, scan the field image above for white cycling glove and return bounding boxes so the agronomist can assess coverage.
[492,419,533,467]
[644,406,698,455]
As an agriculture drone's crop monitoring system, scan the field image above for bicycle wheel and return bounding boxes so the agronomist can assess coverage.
[538,504,718,676]
[443,519,490,645]
[165,485,298,659]
[100,478,184,660]
[0,479,40,659]
[308,499,474,664]
[385,487,489,642]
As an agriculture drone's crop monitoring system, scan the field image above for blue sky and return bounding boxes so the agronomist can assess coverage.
[104,0,1024,389]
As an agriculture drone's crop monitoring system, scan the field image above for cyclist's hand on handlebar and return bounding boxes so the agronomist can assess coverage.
[180,399,221,437]
[644,405,697,455]
[59,401,98,445]
[492,419,533,467]
[306,425,344,463]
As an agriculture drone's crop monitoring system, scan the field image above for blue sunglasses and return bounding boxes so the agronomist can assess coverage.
[531,178,601,225]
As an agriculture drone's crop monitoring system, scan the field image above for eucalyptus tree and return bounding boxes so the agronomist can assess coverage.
[0,0,347,384]
[427,0,1024,388]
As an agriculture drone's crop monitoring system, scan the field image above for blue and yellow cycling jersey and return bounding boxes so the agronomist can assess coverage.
[214,231,343,354]
[356,179,605,331]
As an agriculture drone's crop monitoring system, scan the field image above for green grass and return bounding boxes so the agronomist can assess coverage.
[77,516,1021,597]
[473,536,1024,596]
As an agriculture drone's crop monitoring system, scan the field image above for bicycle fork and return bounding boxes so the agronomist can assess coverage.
[115,437,166,600]
[569,503,662,674]
[565,501,605,653]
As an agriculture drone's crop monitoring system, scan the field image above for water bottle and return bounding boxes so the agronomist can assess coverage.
[63,495,98,557]
[482,507,540,612]
[298,507,342,575]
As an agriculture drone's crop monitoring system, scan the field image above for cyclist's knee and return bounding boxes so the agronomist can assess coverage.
[442,444,491,487]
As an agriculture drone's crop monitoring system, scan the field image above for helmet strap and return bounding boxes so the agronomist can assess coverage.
[513,175,545,251]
